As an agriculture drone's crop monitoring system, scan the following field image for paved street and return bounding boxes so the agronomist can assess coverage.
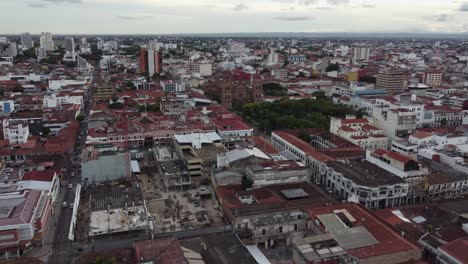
[47,69,96,264]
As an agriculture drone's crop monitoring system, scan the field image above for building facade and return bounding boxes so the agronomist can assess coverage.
[376,69,407,95]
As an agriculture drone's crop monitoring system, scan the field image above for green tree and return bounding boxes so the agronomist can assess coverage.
[241,176,253,190]
[359,75,376,83]
[326,63,340,72]
[297,132,311,143]
[42,127,51,137]
[262,83,287,96]
[92,257,118,264]
[76,114,85,122]
[13,85,24,93]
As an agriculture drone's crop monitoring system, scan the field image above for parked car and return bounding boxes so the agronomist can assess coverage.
[62,202,68,208]
[68,184,73,189]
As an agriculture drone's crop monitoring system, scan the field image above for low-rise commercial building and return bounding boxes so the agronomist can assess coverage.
[246,160,310,187]
[294,203,421,264]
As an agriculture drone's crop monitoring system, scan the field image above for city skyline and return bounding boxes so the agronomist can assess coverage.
[2,0,468,34]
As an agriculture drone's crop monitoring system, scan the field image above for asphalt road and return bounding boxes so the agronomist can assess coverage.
[48,70,96,264]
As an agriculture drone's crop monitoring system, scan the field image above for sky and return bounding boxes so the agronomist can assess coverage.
[1,0,468,34]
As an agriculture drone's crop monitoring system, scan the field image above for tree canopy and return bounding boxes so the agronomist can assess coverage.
[326,62,340,72]
[262,83,287,97]
[241,97,355,133]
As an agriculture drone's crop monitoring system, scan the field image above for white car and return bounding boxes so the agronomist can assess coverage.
[68,184,73,189]
[62,202,68,208]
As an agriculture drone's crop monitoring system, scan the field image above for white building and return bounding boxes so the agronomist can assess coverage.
[160,80,188,93]
[352,46,370,61]
[271,68,287,79]
[0,41,17,57]
[48,79,87,91]
[267,52,279,66]
[43,94,83,108]
[372,107,417,140]
[0,100,15,114]
[20,33,33,49]
[39,32,54,51]
[316,158,409,209]
[64,37,75,52]
[366,149,428,181]
[330,117,388,150]
[2,119,30,144]
[189,62,212,77]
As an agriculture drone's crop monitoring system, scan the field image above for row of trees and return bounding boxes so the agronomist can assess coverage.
[262,83,288,96]
[241,94,355,133]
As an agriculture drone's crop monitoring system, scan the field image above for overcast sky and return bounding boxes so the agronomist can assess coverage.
[1,0,468,34]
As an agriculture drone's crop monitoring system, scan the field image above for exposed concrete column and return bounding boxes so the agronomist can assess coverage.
[264,241,268,249]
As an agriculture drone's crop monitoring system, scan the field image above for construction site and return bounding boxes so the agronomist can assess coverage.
[76,180,150,241]
[136,145,225,234]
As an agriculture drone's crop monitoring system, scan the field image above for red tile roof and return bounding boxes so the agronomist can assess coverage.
[410,131,432,139]
[307,203,420,260]
[361,124,380,131]
[21,171,56,182]
[373,149,415,164]
[386,151,414,163]
[247,136,279,155]
[341,118,369,124]
[339,126,356,132]
[273,131,334,163]
[439,238,468,264]
[133,238,188,264]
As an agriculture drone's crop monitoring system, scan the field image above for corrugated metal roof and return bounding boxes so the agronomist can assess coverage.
[225,148,271,163]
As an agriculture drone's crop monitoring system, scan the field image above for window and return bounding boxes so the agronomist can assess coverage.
[262,229,266,236]
[294,224,298,231]
[279,226,283,233]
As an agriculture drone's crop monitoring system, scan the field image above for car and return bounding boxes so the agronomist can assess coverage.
[62,202,68,208]
[68,184,73,189]
[69,203,74,209]
[71,172,76,177]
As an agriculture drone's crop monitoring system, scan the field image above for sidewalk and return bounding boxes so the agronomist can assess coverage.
[23,188,65,262]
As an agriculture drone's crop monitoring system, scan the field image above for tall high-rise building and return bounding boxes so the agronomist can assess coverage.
[139,48,162,76]
[0,39,17,57]
[65,37,75,52]
[40,32,54,51]
[352,46,370,61]
[376,69,407,95]
[20,33,33,49]
[423,70,442,87]
[267,51,279,66]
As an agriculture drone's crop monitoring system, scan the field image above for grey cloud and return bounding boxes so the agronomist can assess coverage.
[361,3,376,8]
[41,0,83,3]
[316,6,333,10]
[28,2,47,8]
[460,2,468,11]
[233,3,248,11]
[117,15,153,20]
[300,0,318,6]
[272,15,314,20]
[280,6,295,11]
[424,14,450,22]
[327,0,350,5]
